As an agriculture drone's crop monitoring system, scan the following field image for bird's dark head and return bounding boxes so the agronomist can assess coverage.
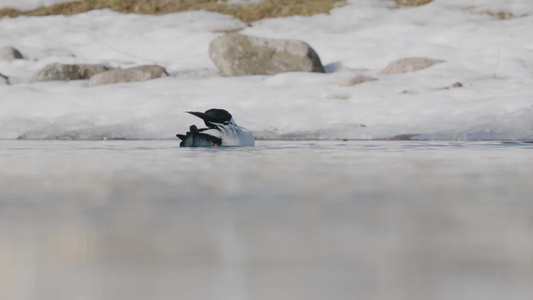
[187,108,234,128]
[204,109,232,122]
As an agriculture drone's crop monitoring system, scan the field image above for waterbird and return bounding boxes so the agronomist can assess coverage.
[177,108,255,147]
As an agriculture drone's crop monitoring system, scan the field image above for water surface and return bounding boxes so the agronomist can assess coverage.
[1,140,532,300]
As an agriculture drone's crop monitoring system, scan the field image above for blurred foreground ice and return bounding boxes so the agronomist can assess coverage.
[1,140,533,300]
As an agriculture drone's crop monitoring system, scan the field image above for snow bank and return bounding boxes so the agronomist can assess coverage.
[0,0,532,140]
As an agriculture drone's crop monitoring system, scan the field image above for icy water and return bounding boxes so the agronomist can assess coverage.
[1,140,533,300]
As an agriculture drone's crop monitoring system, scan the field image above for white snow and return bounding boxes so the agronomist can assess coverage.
[0,0,532,140]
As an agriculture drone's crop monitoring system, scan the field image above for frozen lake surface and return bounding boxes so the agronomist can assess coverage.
[1,140,533,300]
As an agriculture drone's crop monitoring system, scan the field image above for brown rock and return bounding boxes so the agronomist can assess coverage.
[209,33,325,76]
[442,82,464,90]
[31,63,112,82]
[451,82,463,88]
[389,134,418,140]
[88,65,168,87]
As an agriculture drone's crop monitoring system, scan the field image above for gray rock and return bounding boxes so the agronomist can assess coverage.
[31,63,112,82]
[0,73,9,85]
[88,65,168,87]
[0,46,23,61]
[209,33,325,76]
[379,57,445,74]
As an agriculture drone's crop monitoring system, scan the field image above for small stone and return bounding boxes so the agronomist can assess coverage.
[443,82,464,90]
[88,65,168,87]
[379,57,445,74]
[452,82,463,88]
[389,134,418,140]
[209,33,325,76]
[0,46,23,61]
[340,76,377,86]
[31,63,112,82]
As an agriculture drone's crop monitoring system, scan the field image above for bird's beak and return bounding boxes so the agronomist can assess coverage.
[186,111,226,124]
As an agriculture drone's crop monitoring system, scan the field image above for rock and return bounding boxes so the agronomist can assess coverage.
[389,134,418,140]
[379,57,445,74]
[340,76,377,86]
[443,82,463,90]
[451,82,463,88]
[0,73,9,85]
[88,65,168,87]
[0,46,23,61]
[209,33,325,76]
[31,63,111,82]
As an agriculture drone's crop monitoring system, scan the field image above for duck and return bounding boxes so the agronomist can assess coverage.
[177,108,255,147]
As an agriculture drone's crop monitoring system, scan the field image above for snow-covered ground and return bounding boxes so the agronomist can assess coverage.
[1,0,532,140]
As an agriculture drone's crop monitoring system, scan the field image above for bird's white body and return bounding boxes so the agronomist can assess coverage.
[177,109,255,147]
[202,118,255,147]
